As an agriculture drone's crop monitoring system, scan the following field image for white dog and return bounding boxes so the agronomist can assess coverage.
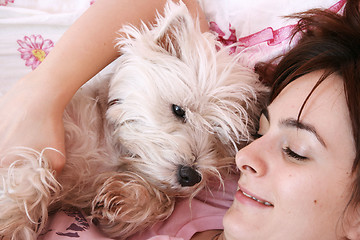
[0,1,268,239]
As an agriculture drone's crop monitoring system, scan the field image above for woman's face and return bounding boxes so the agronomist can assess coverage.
[223,71,356,240]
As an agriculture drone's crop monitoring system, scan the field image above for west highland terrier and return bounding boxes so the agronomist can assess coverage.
[0,1,268,239]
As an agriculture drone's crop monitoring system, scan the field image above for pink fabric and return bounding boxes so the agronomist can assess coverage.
[38,209,112,239]
[130,175,237,240]
[147,236,183,240]
[208,0,346,68]
[39,175,237,240]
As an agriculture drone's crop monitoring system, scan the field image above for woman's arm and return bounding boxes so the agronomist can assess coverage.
[0,0,208,173]
[36,0,208,106]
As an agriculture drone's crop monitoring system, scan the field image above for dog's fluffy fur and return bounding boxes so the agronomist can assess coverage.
[0,1,268,239]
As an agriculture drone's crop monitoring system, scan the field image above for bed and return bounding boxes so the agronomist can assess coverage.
[0,0,344,239]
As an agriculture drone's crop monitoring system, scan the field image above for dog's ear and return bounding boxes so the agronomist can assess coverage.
[153,0,198,58]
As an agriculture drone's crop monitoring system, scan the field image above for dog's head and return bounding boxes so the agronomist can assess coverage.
[106,0,268,196]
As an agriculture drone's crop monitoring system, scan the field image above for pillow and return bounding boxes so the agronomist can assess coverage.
[198,0,345,67]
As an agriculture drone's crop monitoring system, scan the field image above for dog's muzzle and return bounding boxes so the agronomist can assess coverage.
[177,165,201,187]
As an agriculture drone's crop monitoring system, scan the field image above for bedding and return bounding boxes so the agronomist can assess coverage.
[0,0,344,239]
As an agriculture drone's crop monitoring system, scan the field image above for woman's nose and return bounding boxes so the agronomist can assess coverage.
[236,138,268,177]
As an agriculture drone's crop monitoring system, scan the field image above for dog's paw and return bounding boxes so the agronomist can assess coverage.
[91,172,175,239]
[0,148,61,240]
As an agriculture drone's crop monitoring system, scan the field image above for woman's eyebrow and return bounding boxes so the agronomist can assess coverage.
[280,118,327,148]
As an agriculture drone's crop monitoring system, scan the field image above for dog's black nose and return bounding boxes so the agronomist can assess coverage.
[177,165,201,187]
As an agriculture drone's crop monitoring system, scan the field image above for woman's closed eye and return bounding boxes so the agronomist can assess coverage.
[283,147,308,161]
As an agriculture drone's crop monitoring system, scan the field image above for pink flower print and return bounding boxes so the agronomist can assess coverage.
[209,22,238,54]
[0,0,14,6]
[90,0,95,5]
[17,35,54,70]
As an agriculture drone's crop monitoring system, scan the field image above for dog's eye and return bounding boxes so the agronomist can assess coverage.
[172,104,186,120]
[108,99,122,107]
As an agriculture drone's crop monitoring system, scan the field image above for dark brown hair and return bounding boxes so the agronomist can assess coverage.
[256,0,360,207]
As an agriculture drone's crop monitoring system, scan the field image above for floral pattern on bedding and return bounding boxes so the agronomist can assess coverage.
[209,0,346,56]
[0,0,14,6]
[40,208,91,238]
[210,22,295,52]
[17,35,54,70]
[209,23,238,53]
[55,209,90,238]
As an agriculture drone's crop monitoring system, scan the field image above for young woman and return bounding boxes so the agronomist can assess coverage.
[2,0,360,239]
[219,0,360,239]
[137,1,360,239]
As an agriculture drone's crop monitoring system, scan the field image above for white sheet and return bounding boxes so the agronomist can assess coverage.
[0,0,343,95]
[0,0,90,94]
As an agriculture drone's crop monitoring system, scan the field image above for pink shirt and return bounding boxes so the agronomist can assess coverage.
[40,175,237,240]
[130,175,237,240]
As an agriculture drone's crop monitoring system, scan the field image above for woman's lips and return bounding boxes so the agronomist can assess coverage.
[235,187,274,207]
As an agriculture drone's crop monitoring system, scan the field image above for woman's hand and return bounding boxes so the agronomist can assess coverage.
[0,76,66,174]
